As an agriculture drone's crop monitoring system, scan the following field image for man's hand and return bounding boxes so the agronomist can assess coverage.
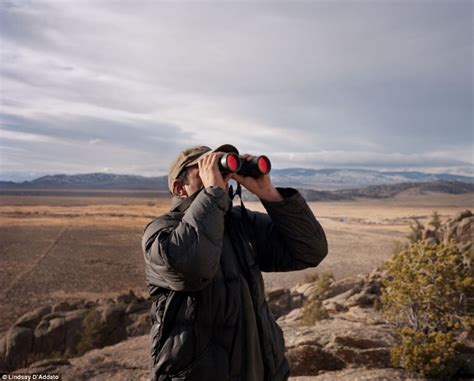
[231,154,283,202]
[198,152,227,190]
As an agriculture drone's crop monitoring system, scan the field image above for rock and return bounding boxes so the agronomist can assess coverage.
[4,326,34,370]
[41,312,63,321]
[96,298,114,305]
[63,310,88,354]
[52,301,75,313]
[329,346,391,368]
[267,288,288,300]
[69,299,87,309]
[326,328,397,368]
[332,335,393,350]
[267,288,293,318]
[290,292,305,309]
[34,317,68,355]
[14,306,52,329]
[125,300,151,314]
[126,314,151,337]
[290,283,325,300]
[97,304,128,344]
[457,241,472,253]
[0,336,6,371]
[454,210,472,222]
[341,307,387,325]
[291,367,428,380]
[422,228,437,240]
[29,357,71,368]
[16,335,150,381]
[347,292,377,308]
[99,303,126,324]
[293,283,316,296]
[364,280,381,295]
[444,224,458,243]
[277,308,303,324]
[322,300,348,313]
[116,290,138,304]
[1,293,156,372]
[287,345,345,375]
[302,284,322,299]
[281,308,398,372]
[321,287,358,307]
[85,300,96,308]
[457,216,473,241]
[323,277,363,299]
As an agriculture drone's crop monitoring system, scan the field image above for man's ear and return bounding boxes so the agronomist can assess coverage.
[172,180,188,197]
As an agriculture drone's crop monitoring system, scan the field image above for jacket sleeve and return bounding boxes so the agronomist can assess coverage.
[248,187,328,272]
[142,186,230,292]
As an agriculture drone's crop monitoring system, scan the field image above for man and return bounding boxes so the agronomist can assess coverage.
[142,144,328,381]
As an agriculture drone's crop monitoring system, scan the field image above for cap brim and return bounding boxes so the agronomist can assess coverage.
[213,144,239,155]
[186,144,239,167]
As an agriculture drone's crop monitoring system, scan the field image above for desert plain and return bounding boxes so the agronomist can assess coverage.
[0,189,472,336]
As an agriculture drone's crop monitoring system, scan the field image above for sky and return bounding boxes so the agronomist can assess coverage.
[0,0,472,181]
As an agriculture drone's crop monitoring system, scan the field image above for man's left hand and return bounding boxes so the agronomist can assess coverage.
[231,154,283,202]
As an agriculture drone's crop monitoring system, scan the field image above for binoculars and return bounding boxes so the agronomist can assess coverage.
[218,153,271,177]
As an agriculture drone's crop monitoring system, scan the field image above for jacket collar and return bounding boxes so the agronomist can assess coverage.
[170,185,237,213]
[170,187,203,213]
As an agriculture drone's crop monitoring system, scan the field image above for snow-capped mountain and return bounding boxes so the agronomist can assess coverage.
[270,169,473,190]
[0,169,472,194]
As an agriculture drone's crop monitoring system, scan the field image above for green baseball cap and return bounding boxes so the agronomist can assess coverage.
[168,144,239,193]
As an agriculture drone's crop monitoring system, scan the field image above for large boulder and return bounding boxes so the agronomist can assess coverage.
[14,306,51,329]
[0,291,151,372]
[287,345,345,375]
[16,335,150,381]
[266,288,304,318]
[282,306,398,373]
[3,326,34,370]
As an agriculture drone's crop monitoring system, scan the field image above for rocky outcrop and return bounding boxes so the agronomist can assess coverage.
[444,210,473,255]
[7,269,472,380]
[290,368,427,380]
[417,209,473,255]
[3,211,472,379]
[15,335,150,381]
[283,309,398,375]
[270,268,398,375]
[0,290,151,372]
[13,335,427,381]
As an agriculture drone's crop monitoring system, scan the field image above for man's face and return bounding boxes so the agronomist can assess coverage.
[179,164,231,197]
[183,166,203,196]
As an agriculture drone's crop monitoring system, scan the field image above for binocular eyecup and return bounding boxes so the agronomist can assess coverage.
[218,153,271,177]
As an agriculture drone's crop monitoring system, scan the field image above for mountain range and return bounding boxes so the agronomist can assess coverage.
[269,168,473,190]
[0,169,473,201]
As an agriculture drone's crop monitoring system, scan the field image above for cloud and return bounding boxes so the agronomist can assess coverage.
[0,129,62,143]
[0,1,472,178]
[270,149,472,169]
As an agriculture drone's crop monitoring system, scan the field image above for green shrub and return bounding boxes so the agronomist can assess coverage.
[73,309,115,356]
[407,218,424,243]
[428,211,442,233]
[300,272,334,326]
[391,328,457,378]
[304,272,319,283]
[381,240,473,378]
[300,299,329,325]
[311,271,335,298]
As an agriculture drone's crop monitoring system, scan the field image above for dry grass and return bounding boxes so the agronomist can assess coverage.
[0,190,472,334]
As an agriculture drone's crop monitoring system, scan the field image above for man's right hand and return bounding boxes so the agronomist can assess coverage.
[198,152,227,190]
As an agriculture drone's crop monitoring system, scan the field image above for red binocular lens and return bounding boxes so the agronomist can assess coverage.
[218,153,241,173]
[218,152,271,178]
[238,155,271,177]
